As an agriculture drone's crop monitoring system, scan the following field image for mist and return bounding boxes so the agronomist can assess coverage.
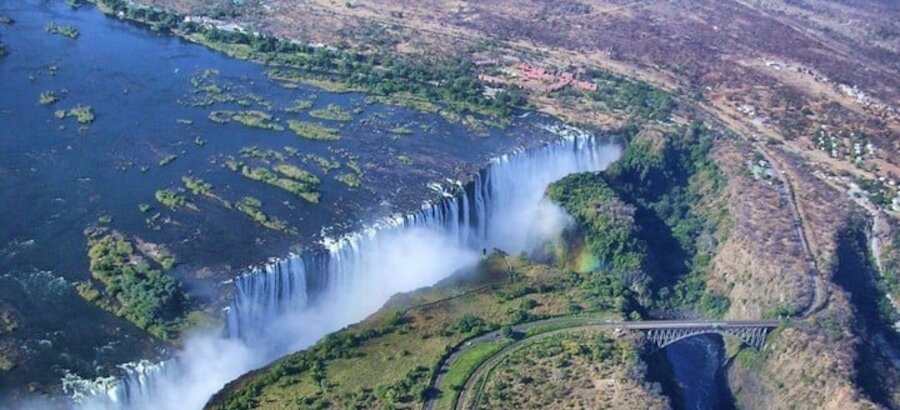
[62,131,620,410]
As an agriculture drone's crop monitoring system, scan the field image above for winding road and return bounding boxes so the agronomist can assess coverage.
[424,316,780,410]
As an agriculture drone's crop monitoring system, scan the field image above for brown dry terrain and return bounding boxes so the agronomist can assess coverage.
[477,329,669,410]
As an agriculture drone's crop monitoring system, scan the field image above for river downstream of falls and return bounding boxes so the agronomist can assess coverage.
[68,129,621,409]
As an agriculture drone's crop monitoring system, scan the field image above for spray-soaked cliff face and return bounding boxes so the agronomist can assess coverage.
[0,0,614,399]
[70,133,620,409]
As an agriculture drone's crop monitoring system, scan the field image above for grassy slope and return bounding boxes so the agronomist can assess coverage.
[434,341,507,409]
[207,252,642,409]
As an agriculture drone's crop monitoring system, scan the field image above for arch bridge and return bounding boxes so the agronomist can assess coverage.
[615,320,781,350]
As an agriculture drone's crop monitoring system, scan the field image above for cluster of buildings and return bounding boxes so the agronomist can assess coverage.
[514,63,598,93]
[475,62,599,95]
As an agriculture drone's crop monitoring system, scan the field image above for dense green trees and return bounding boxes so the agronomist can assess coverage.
[548,123,731,318]
[603,124,731,316]
[547,173,646,275]
[80,234,185,339]
[581,69,674,121]
[546,173,644,314]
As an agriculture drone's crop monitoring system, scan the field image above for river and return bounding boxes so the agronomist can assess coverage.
[662,334,736,410]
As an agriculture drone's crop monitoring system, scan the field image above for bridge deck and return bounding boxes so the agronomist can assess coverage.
[611,320,781,330]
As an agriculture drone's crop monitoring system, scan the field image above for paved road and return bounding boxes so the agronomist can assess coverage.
[424,316,779,410]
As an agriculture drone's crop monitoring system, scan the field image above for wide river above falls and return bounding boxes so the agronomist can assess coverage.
[0,0,564,395]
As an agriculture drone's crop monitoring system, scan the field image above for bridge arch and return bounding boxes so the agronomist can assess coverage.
[643,326,771,350]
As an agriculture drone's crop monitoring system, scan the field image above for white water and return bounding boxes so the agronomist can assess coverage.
[73,126,620,410]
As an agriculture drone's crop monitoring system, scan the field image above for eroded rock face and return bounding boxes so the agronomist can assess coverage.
[707,139,815,320]
[706,140,900,409]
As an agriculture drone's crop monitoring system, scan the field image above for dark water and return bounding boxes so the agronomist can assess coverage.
[0,0,568,396]
[658,335,736,410]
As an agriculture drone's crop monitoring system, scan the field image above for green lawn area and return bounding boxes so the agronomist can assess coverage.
[435,340,510,410]
[523,313,614,337]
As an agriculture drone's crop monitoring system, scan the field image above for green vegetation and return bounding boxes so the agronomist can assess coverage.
[208,111,231,123]
[588,72,673,121]
[285,99,315,113]
[184,71,238,107]
[77,233,186,340]
[155,189,194,210]
[182,176,213,196]
[476,330,645,409]
[436,341,508,408]
[45,22,79,39]
[153,248,177,271]
[236,94,272,109]
[336,173,361,188]
[39,91,59,105]
[365,93,440,113]
[548,173,646,275]
[545,123,730,318]
[305,154,340,173]
[232,110,284,131]
[55,105,95,124]
[347,160,364,176]
[235,197,288,231]
[603,124,729,316]
[389,126,414,135]
[309,103,352,122]
[336,158,365,188]
[239,164,321,203]
[69,105,95,124]
[546,173,645,311]
[287,120,340,141]
[551,69,674,122]
[138,203,152,213]
[0,355,14,372]
[158,154,178,167]
[396,155,413,165]
[239,146,286,162]
[0,311,17,336]
[857,177,896,208]
[879,230,900,308]
[275,164,319,184]
[208,110,284,131]
[210,251,626,409]
[444,340,509,390]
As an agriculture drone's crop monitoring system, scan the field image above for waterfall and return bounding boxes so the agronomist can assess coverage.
[75,125,621,410]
